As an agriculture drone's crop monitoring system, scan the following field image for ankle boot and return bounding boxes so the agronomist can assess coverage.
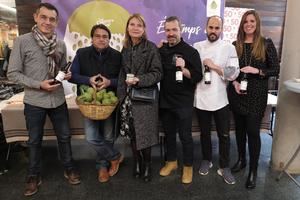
[131,141,142,178]
[159,161,178,176]
[182,166,193,184]
[142,147,152,182]
[231,158,246,173]
[133,153,143,178]
[246,169,257,189]
[143,163,152,182]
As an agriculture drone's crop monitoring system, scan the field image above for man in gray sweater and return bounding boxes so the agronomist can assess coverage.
[7,3,80,196]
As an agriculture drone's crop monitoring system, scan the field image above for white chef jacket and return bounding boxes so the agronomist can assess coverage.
[193,39,239,111]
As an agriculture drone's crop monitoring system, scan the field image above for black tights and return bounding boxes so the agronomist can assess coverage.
[233,112,263,170]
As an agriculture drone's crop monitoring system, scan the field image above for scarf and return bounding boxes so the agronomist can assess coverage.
[32,25,57,78]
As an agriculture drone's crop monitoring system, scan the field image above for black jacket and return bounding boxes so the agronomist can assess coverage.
[159,39,202,109]
[70,45,121,93]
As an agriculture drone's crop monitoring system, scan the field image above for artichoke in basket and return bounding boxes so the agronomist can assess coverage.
[77,85,118,105]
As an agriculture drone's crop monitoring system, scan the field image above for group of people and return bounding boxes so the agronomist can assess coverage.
[6,2,279,197]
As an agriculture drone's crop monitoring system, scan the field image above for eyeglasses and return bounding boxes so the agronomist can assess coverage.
[93,35,109,40]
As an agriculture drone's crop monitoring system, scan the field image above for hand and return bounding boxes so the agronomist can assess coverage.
[176,57,185,70]
[125,76,139,86]
[89,74,101,89]
[240,66,259,74]
[232,81,247,95]
[96,74,111,90]
[40,79,60,92]
[64,71,72,81]
[157,39,167,48]
[203,58,215,69]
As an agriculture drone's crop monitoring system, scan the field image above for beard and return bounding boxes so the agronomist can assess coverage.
[207,33,219,42]
[167,36,179,46]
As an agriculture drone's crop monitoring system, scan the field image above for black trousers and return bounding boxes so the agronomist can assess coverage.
[196,105,231,168]
[160,107,193,166]
[233,112,263,170]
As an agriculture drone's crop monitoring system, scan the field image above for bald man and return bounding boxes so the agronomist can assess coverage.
[193,16,239,185]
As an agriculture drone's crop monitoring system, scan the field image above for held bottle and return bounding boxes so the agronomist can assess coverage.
[204,65,211,84]
[173,54,183,83]
[240,73,248,93]
[176,66,183,83]
[52,62,72,84]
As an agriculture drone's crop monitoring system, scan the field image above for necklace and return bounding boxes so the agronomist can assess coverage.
[244,44,252,66]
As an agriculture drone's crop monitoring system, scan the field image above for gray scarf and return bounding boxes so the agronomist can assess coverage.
[32,24,57,78]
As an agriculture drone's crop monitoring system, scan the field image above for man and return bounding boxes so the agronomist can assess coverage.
[7,3,80,196]
[69,24,123,183]
[193,16,239,185]
[159,16,202,184]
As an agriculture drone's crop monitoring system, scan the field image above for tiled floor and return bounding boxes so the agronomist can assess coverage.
[0,133,299,200]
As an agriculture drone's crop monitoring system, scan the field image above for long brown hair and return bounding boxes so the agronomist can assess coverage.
[123,13,147,48]
[236,10,266,61]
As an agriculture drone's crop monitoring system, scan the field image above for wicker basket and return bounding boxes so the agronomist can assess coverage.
[76,97,118,120]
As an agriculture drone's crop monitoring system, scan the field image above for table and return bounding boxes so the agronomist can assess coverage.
[276,80,300,187]
[1,93,85,143]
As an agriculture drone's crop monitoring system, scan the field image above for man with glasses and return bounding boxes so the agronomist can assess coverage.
[69,24,123,183]
[7,3,80,196]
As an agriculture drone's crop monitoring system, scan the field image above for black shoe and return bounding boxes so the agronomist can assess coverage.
[231,159,246,173]
[246,170,257,189]
[143,163,152,182]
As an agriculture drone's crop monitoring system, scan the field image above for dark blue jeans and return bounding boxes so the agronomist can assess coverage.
[24,103,75,176]
[84,113,120,169]
[160,107,194,166]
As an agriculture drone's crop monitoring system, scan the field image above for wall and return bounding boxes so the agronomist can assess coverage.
[226,0,287,61]
[15,0,40,35]
[16,0,287,57]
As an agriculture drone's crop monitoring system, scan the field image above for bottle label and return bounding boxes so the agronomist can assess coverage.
[204,72,211,82]
[176,71,183,82]
[55,71,66,82]
[240,80,248,91]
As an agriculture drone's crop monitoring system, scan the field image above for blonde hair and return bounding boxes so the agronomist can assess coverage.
[236,10,266,61]
[123,13,147,48]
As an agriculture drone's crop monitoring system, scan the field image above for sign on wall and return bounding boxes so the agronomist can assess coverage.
[223,7,252,44]
[44,0,224,60]
[43,0,225,94]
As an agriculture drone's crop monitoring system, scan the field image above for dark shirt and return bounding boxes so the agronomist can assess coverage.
[159,39,202,109]
[228,38,280,116]
[69,45,121,94]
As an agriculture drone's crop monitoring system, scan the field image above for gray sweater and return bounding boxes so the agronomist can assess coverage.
[7,32,67,108]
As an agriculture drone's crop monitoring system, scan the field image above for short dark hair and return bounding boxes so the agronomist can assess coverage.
[90,24,111,39]
[36,3,59,18]
[164,16,182,30]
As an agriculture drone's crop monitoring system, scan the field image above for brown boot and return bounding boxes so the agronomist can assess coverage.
[98,168,109,183]
[182,166,193,184]
[159,161,178,176]
[64,169,81,185]
[23,176,42,196]
[109,154,124,177]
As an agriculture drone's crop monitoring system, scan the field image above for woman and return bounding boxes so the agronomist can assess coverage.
[117,14,162,182]
[228,10,280,189]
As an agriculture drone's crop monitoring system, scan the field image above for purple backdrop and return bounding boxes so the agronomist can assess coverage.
[43,0,224,45]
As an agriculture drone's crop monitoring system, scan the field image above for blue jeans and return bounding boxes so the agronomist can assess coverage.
[84,113,120,169]
[24,103,75,176]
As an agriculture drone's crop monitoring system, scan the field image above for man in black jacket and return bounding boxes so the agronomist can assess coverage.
[69,24,123,183]
[159,16,202,184]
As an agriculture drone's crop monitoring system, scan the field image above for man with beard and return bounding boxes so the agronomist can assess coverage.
[193,16,239,184]
[159,16,202,184]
